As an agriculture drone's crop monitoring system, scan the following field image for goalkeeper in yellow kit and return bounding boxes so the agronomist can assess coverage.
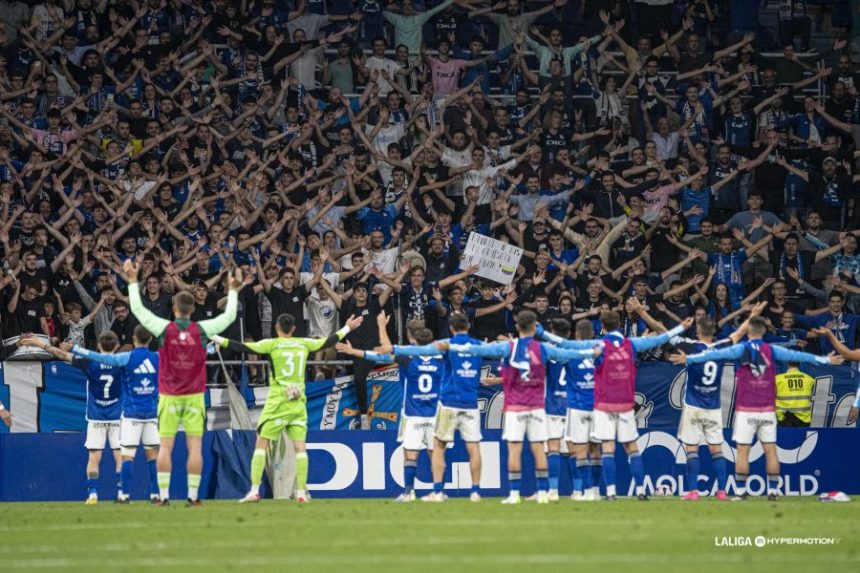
[212,312,363,503]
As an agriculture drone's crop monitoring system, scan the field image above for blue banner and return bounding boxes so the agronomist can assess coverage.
[3,361,855,433]
[1,429,857,501]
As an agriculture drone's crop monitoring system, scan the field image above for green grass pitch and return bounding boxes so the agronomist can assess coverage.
[0,498,857,573]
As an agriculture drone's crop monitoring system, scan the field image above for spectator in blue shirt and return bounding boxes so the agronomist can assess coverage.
[794,291,860,352]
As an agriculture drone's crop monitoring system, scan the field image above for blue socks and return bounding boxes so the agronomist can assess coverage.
[629,452,645,485]
[712,453,727,491]
[581,458,593,491]
[547,452,560,491]
[575,459,590,493]
[87,472,98,497]
[403,460,417,493]
[686,452,700,493]
[471,484,480,494]
[590,458,602,492]
[433,481,444,494]
[148,459,158,497]
[120,461,134,497]
[509,472,522,495]
[602,454,617,496]
[536,469,548,493]
[571,458,583,493]
[629,452,645,495]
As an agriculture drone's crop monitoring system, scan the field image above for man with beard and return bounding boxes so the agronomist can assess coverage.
[476,0,567,50]
[364,229,399,276]
[258,267,308,338]
[422,236,460,284]
[571,255,616,301]
[642,206,686,280]
[109,300,139,351]
[611,217,647,268]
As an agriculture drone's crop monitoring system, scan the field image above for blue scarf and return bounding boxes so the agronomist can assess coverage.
[780,252,803,281]
[740,340,768,373]
[509,338,532,379]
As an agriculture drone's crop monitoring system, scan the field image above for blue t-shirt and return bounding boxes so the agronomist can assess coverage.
[545,359,571,416]
[683,341,724,410]
[123,348,160,419]
[794,312,860,354]
[73,357,123,422]
[396,333,484,409]
[681,187,710,233]
[565,356,595,411]
[358,204,398,243]
[396,354,444,418]
[707,249,748,303]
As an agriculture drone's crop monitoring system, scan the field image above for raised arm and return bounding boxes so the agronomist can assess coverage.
[771,344,837,365]
[629,320,691,351]
[813,327,860,360]
[444,340,511,358]
[70,346,132,367]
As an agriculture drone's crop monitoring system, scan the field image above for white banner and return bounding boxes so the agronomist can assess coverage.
[459,232,523,285]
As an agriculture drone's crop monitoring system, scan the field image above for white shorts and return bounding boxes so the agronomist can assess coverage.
[732,411,778,445]
[678,405,724,446]
[545,414,566,440]
[591,409,639,443]
[85,420,120,450]
[120,417,160,449]
[502,409,548,443]
[435,405,482,443]
[398,414,435,451]
[565,408,596,444]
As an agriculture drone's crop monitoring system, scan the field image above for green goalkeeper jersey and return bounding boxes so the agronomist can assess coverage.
[216,325,350,398]
[242,337,332,392]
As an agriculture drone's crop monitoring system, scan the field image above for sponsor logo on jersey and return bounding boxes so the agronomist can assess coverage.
[134,359,157,375]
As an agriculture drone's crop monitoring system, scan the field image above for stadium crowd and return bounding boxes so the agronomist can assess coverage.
[1,0,859,422]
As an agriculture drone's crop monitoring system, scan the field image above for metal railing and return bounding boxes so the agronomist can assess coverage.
[205,358,356,388]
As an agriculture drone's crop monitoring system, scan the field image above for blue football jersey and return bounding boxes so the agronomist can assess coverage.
[73,357,123,421]
[684,342,723,410]
[397,355,443,417]
[565,356,595,411]
[440,333,484,409]
[545,359,570,416]
[123,348,160,419]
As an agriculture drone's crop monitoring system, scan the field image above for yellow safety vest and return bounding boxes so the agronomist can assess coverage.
[775,369,815,424]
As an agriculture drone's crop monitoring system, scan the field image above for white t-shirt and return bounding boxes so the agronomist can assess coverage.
[366,247,399,275]
[366,56,401,96]
[306,293,338,339]
[368,122,405,157]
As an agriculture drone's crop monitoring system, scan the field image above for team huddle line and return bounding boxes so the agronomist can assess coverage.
[18,264,849,504]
